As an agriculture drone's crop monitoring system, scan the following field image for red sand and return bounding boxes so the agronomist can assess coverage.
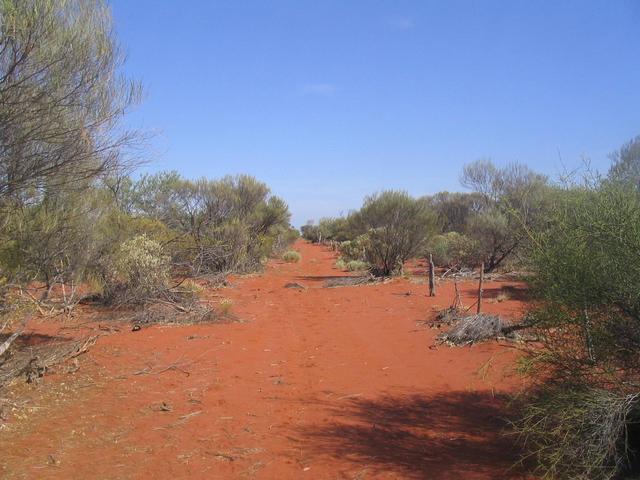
[0,240,530,479]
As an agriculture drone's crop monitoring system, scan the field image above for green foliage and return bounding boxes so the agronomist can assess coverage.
[608,135,640,189]
[426,232,478,267]
[515,385,640,480]
[517,177,640,479]
[0,0,141,200]
[282,250,301,263]
[345,260,369,272]
[101,235,170,304]
[127,172,292,274]
[349,191,439,276]
[459,159,550,271]
[338,237,366,262]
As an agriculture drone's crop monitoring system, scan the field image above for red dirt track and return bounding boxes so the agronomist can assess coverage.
[1,240,529,479]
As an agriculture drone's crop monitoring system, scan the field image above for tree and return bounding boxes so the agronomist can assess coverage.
[460,159,549,272]
[349,191,438,276]
[0,0,141,203]
[608,135,640,189]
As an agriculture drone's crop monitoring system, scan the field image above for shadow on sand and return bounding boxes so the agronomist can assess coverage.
[298,391,527,479]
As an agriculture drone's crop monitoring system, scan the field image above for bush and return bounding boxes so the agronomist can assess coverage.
[282,250,301,263]
[349,191,439,276]
[345,260,369,272]
[102,235,170,304]
[427,232,478,268]
[339,237,366,262]
[515,384,640,480]
[517,177,640,479]
[334,258,347,270]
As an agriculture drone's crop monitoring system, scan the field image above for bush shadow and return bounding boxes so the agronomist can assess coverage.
[299,390,527,479]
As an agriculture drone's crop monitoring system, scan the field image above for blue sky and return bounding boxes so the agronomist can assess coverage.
[110,0,640,226]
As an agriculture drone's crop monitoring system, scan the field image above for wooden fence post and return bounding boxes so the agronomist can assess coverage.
[428,253,436,297]
[477,262,484,314]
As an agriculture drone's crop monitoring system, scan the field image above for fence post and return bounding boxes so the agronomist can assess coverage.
[428,253,436,297]
[477,262,484,314]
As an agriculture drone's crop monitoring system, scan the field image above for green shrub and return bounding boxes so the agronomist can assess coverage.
[516,179,640,479]
[349,191,439,276]
[282,250,301,263]
[346,260,369,272]
[335,258,347,270]
[102,235,170,304]
[426,232,478,267]
[339,237,366,262]
[515,384,640,480]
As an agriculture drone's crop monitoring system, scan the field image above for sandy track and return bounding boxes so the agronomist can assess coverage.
[0,240,528,479]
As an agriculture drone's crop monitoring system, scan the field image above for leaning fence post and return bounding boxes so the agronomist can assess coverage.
[477,262,484,314]
[428,253,436,297]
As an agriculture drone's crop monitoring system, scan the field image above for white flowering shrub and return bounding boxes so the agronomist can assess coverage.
[104,235,170,303]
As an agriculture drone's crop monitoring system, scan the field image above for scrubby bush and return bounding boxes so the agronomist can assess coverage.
[426,232,478,268]
[516,174,640,479]
[349,191,439,276]
[345,260,369,272]
[338,237,366,262]
[101,235,171,304]
[128,172,292,274]
[334,258,347,270]
[459,159,551,271]
[282,250,301,263]
[516,384,640,480]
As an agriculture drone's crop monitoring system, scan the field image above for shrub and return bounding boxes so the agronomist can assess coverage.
[339,237,366,262]
[427,232,478,268]
[335,258,347,270]
[349,191,439,276]
[102,235,170,304]
[282,250,301,263]
[219,298,233,314]
[515,385,640,480]
[346,260,369,272]
[516,177,640,479]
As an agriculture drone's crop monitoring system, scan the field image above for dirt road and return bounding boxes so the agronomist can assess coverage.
[1,241,528,479]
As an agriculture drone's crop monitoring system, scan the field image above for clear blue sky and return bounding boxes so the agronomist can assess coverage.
[110,0,640,227]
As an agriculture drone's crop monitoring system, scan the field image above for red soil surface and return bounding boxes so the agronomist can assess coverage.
[0,240,530,479]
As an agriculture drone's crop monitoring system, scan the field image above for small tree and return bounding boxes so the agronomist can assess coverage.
[517,178,640,479]
[460,159,550,272]
[349,191,438,276]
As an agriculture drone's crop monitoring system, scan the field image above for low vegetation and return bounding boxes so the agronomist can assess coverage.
[282,250,301,263]
[2,1,640,478]
[0,0,296,382]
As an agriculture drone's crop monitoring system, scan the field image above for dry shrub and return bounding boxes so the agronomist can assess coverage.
[515,385,640,480]
[324,275,375,288]
[0,335,97,388]
[437,313,506,346]
[129,302,237,327]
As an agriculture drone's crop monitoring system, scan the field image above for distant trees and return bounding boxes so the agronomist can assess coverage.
[125,172,293,274]
[303,191,439,277]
